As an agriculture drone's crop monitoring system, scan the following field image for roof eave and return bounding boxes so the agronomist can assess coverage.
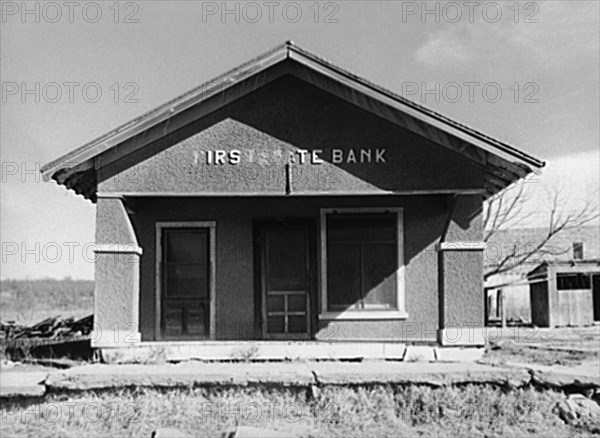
[41,40,545,201]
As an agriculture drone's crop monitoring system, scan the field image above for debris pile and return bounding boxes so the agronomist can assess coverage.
[0,315,94,361]
[1,315,93,343]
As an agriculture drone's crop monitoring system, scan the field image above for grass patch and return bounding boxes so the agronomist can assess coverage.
[1,385,594,437]
[482,339,599,367]
[0,279,93,324]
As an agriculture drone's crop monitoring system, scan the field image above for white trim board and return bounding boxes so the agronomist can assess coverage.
[436,242,486,251]
[93,244,143,255]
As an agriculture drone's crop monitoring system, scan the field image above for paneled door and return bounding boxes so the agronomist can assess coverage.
[159,226,212,339]
[258,222,312,339]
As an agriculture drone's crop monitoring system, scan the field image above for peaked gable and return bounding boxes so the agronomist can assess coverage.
[41,41,544,201]
[97,75,485,196]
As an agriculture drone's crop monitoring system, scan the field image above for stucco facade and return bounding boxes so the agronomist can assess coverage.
[41,42,544,355]
[128,195,483,342]
[92,193,485,345]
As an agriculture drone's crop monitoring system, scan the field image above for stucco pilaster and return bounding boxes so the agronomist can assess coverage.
[91,197,142,347]
[437,195,486,346]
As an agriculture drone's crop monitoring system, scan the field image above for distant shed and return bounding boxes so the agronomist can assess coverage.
[527,260,600,327]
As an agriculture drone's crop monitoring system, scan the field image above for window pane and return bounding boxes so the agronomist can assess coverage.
[328,217,362,242]
[266,229,306,290]
[362,243,397,308]
[328,214,395,242]
[327,243,361,309]
[166,264,208,298]
[267,294,285,313]
[288,315,307,333]
[267,316,285,334]
[288,293,307,312]
[363,217,395,242]
[557,273,591,290]
[573,242,584,260]
[326,213,399,311]
[165,229,208,263]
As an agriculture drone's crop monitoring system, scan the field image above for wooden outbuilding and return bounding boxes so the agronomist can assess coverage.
[528,260,600,327]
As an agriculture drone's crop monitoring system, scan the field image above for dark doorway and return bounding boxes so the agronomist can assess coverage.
[593,274,600,322]
[255,219,316,339]
[159,227,211,339]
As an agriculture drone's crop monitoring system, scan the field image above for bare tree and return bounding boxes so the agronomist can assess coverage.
[483,181,599,280]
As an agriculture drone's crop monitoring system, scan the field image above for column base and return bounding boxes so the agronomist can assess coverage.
[437,327,485,346]
[91,329,142,348]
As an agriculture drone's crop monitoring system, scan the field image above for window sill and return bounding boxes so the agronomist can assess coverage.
[319,310,408,320]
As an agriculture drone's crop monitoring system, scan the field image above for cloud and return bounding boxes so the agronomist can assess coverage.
[506,2,599,63]
[413,2,599,72]
[415,30,473,68]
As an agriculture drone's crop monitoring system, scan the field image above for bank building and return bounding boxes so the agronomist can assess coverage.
[41,42,544,362]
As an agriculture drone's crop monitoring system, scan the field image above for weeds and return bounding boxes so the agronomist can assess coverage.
[0,385,593,438]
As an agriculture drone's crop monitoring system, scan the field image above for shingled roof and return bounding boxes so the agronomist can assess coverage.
[41,41,545,202]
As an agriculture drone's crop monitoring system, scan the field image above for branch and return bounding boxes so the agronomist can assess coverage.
[484,186,599,279]
[484,182,527,242]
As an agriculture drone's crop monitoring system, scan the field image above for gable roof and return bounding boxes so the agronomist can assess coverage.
[526,259,600,280]
[41,41,545,202]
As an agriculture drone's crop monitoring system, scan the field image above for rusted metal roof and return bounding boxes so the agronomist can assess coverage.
[41,41,545,202]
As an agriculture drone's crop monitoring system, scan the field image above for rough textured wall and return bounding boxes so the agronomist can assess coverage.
[95,253,140,329]
[94,198,140,333]
[441,250,484,326]
[441,195,485,331]
[92,74,488,342]
[446,195,483,241]
[95,198,138,245]
[98,75,483,195]
[131,196,458,342]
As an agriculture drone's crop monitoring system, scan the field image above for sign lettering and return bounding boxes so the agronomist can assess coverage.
[203,148,386,165]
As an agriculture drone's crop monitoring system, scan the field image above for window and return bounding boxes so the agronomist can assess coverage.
[320,208,406,319]
[556,272,591,290]
[573,242,584,260]
[163,229,209,300]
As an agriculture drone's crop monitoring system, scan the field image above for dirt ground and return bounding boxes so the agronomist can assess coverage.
[1,326,599,438]
[481,325,600,367]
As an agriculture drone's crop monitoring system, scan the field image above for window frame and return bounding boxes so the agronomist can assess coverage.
[556,272,591,291]
[319,207,407,320]
[155,221,216,340]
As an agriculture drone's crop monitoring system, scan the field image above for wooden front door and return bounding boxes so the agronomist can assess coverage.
[159,227,211,339]
[257,221,313,339]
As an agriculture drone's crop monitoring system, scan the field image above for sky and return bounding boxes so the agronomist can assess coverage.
[1,1,599,280]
